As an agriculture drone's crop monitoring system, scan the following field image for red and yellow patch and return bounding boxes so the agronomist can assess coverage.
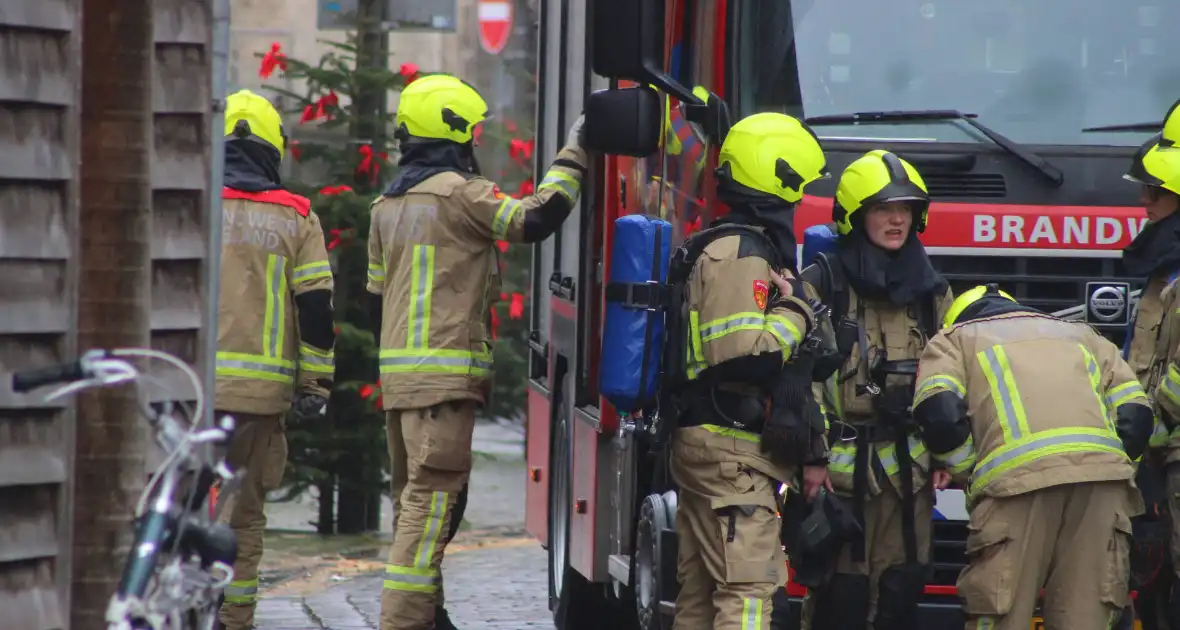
[492,184,506,200]
[753,280,770,310]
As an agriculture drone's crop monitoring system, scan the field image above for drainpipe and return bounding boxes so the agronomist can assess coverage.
[203,0,230,427]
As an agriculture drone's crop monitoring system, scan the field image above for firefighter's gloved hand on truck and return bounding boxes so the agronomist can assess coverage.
[566,113,586,149]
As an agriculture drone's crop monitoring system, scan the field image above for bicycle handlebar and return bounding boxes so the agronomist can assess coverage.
[12,358,87,392]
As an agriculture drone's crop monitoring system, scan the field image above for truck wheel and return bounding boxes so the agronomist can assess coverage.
[548,401,609,629]
[635,493,673,630]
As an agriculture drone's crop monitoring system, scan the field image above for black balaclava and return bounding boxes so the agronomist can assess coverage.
[837,208,947,306]
[384,137,480,197]
[954,292,1039,326]
[223,139,283,192]
[1122,208,1180,278]
[711,175,800,272]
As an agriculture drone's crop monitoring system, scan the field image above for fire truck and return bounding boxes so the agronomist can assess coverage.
[522,1,1176,628]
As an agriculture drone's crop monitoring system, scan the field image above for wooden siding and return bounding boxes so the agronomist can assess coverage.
[0,0,214,626]
[0,0,80,627]
[148,0,212,475]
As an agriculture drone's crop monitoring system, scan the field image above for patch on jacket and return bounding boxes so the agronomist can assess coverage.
[753,280,769,310]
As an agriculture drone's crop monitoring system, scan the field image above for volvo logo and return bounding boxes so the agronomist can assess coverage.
[1085,282,1130,325]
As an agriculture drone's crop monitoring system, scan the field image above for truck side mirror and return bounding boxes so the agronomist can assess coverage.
[590,0,664,82]
[584,87,661,157]
[683,90,732,146]
[589,0,703,106]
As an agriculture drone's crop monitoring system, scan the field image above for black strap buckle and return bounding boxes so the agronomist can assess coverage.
[605,280,668,312]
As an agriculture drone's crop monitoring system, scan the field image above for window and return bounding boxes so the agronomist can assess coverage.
[734,0,1180,147]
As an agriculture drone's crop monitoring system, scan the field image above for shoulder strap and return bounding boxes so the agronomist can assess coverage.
[916,290,939,340]
[801,251,849,324]
[669,223,778,284]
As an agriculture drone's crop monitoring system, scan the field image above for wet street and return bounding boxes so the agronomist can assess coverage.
[253,419,554,629]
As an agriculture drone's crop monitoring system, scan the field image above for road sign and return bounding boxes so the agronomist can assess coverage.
[477,0,513,55]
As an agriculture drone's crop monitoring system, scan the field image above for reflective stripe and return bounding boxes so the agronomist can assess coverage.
[407,245,435,349]
[976,345,1030,441]
[914,375,965,406]
[1106,380,1146,408]
[1150,419,1171,448]
[263,254,288,358]
[414,491,448,568]
[765,313,801,355]
[378,348,492,376]
[1163,364,1180,407]
[382,564,440,594]
[224,578,258,604]
[741,596,763,630]
[293,260,332,285]
[298,343,335,374]
[367,261,385,285]
[700,423,760,443]
[215,351,296,384]
[1080,345,1116,434]
[970,427,1128,495]
[700,312,766,341]
[933,434,977,475]
[537,169,579,202]
[877,435,928,477]
[492,197,523,240]
[686,310,707,380]
[830,443,855,474]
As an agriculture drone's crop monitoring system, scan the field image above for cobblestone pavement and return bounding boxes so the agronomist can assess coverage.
[254,418,551,629]
[254,537,551,629]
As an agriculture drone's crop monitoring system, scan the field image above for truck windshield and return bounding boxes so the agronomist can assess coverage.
[740,0,1180,147]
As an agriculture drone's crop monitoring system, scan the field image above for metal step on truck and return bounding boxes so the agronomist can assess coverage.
[522,1,1172,628]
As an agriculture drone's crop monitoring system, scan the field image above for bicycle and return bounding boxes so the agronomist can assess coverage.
[13,348,242,630]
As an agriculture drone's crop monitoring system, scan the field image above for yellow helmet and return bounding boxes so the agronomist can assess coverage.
[1163,98,1180,149]
[833,150,930,236]
[225,89,287,155]
[395,73,489,144]
[1124,134,1180,196]
[716,112,828,204]
[943,284,1016,329]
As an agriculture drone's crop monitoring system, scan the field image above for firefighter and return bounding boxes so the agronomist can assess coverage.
[1133,137,1180,629]
[364,73,587,630]
[798,150,955,630]
[215,89,336,630]
[668,111,831,630]
[914,284,1153,630]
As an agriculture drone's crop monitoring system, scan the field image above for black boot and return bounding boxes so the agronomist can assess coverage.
[434,606,461,630]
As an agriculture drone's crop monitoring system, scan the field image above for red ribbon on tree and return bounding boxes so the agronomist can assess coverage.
[495,240,509,253]
[509,293,525,320]
[516,177,535,197]
[327,228,355,250]
[473,124,484,145]
[319,184,353,196]
[400,63,420,84]
[684,216,703,237]
[300,91,339,124]
[508,138,534,167]
[259,42,288,78]
[356,144,388,184]
[359,383,383,410]
[289,140,302,161]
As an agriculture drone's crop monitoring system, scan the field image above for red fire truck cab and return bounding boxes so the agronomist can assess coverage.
[524,1,1174,628]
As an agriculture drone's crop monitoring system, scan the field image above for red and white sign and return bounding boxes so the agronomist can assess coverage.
[478,0,513,55]
[796,194,1147,257]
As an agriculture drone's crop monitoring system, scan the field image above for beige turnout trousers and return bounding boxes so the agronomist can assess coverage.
[959,481,1138,630]
[217,412,287,630]
[380,402,477,630]
[671,425,792,630]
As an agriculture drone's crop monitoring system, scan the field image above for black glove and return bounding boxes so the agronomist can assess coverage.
[763,353,826,465]
[291,392,327,422]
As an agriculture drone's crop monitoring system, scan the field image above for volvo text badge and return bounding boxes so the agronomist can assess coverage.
[1085,282,1130,326]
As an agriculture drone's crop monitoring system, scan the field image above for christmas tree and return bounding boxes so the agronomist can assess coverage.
[253,33,536,532]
